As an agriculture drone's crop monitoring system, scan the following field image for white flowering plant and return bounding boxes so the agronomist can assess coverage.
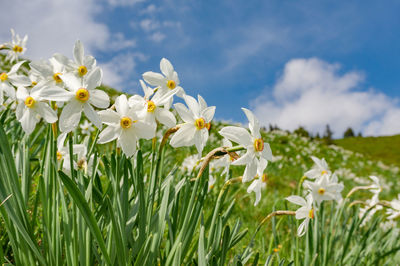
[0,30,400,265]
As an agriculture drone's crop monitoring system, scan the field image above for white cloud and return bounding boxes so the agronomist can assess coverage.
[149,32,166,42]
[140,19,160,32]
[101,52,147,92]
[0,0,137,92]
[105,0,146,7]
[251,58,400,137]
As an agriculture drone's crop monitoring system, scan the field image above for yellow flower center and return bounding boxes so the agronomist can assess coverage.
[205,122,211,130]
[318,188,325,195]
[209,184,214,190]
[75,88,90,102]
[24,96,36,108]
[261,173,268,183]
[147,100,156,112]
[0,73,8,82]
[53,72,62,83]
[309,209,314,219]
[56,151,63,161]
[273,248,279,253]
[195,118,206,130]
[78,65,88,76]
[253,138,264,152]
[31,81,37,86]
[13,45,23,53]
[120,117,133,129]
[321,170,327,175]
[166,80,176,89]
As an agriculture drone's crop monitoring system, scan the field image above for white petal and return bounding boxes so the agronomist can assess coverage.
[183,94,200,117]
[35,102,57,123]
[73,40,84,65]
[202,106,215,122]
[89,89,109,109]
[40,86,72,102]
[170,123,196,147]
[83,103,102,129]
[61,73,81,92]
[16,86,29,101]
[119,130,137,157]
[261,143,273,161]
[98,109,119,125]
[219,126,252,146]
[16,102,24,119]
[174,103,194,123]
[242,160,257,182]
[297,220,307,237]
[160,58,174,78]
[115,94,129,116]
[2,83,16,99]
[9,75,31,87]
[59,100,82,132]
[242,108,260,138]
[86,67,102,91]
[134,121,156,140]
[9,60,26,74]
[98,126,118,144]
[142,71,165,86]
[194,130,203,155]
[232,150,254,166]
[286,195,307,206]
[198,95,207,111]
[155,108,176,128]
[19,108,39,135]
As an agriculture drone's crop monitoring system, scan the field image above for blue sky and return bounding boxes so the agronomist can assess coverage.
[1,0,400,136]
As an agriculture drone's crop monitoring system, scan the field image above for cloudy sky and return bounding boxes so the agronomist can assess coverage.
[1,0,400,137]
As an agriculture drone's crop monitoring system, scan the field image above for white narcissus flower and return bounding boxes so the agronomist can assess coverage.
[286,194,314,236]
[180,155,200,173]
[304,174,344,205]
[128,87,178,128]
[142,58,185,97]
[80,120,95,135]
[368,176,382,198]
[5,29,28,63]
[0,60,31,105]
[53,40,96,79]
[304,156,331,180]
[16,84,57,135]
[247,174,268,206]
[98,95,155,157]
[387,195,400,220]
[40,67,109,132]
[219,108,272,183]
[30,58,66,87]
[170,94,215,155]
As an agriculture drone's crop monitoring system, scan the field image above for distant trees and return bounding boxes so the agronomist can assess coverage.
[343,127,355,138]
[294,126,310,138]
[323,124,334,144]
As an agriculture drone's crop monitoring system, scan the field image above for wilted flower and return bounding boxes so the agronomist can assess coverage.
[387,195,400,220]
[98,95,154,157]
[286,194,314,236]
[219,108,272,182]
[170,94,215,155]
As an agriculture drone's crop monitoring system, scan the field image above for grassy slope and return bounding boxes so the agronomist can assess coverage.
[334,135,400,167]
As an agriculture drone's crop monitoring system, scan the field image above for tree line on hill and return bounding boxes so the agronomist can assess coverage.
[265,124,362,145]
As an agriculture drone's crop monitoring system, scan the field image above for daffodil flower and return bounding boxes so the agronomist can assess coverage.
[170,94,215,155]
[0,60,31,105]
[30,58,66,87]
[304,156,331,180]
[53,40,96,79]
[386,195,400,220]
[16,84,57,135]
[304,173,344,205]
[98,95,155,157]
[142,58,185,97]
[219,108,272,182]
[40,67,109,132]
[80,120,95,135]
[5,29,28,63]
[286,194,314,236]
[128,87,178,128]
[247,174,268,206]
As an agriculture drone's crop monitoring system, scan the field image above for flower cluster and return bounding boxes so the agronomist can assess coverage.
[286,157,344,236]
[0,30,274,206]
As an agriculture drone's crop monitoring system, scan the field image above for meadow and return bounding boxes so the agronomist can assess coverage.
[0,32,400,265]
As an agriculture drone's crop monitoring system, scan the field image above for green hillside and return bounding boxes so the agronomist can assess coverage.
[334,135,400,168]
